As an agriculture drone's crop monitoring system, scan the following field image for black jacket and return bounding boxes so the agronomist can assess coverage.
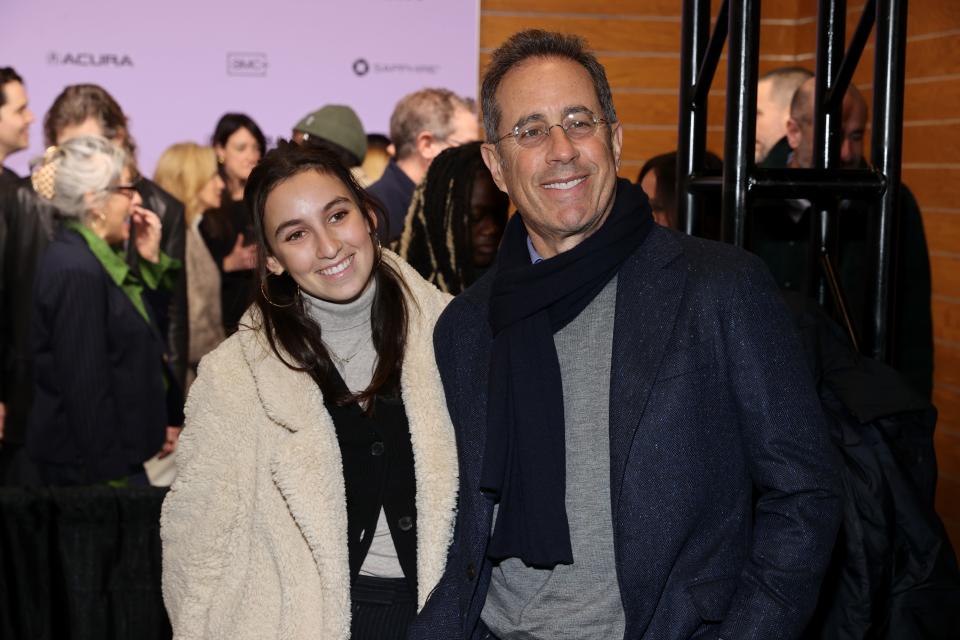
[0,178,185,448]
[27,228,168,483]
[412,227,842,639]
[134,179,187,389]
[368,160,416,243]
[785,294,960,638]
[0,179,58,445]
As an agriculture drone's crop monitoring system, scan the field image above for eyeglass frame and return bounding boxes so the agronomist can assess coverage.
[492,109,610,149]
[106,176,142,200]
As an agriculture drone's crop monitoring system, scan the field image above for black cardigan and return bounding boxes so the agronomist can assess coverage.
[326,376,418,594]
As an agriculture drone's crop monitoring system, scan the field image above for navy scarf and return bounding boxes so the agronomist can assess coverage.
[482,178,654,568]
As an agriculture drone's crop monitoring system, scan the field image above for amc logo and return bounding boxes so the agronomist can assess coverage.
[227,52,268,77]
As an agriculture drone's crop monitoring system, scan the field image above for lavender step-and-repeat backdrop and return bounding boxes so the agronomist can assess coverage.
[0,0,480,176]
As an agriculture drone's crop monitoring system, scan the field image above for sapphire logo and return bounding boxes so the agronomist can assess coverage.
[47,52,134,67]
[227,52,268,77]
[352,59,370,77]
[351,57,438,77]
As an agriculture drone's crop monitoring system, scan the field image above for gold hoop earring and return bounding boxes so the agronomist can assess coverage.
[260,280,300,308]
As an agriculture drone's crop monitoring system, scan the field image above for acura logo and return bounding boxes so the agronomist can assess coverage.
[47,52,134,67]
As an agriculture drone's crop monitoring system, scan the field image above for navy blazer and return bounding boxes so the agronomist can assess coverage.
[27,228,168,484]
[411,226,842,639]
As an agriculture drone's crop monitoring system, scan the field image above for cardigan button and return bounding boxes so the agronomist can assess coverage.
[398,516,414,531]
[370,441,385,456]
[465,562,476,581]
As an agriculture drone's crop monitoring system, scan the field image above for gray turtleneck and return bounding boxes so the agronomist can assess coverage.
[302,280,405,578]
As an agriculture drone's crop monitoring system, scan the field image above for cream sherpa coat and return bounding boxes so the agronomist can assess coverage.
[160,254,457,640]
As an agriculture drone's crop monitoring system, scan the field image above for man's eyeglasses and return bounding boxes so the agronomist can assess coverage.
[494,110,608,149]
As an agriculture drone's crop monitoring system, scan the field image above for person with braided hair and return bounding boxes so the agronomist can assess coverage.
[397,141,508,294]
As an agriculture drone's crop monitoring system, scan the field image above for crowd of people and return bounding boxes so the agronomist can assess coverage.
[0,25,953,640]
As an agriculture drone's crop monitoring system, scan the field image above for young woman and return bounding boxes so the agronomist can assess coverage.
[161,142,458,640]
[28,135,179,485]
[153,142,228,389]
[203,113,265,333]
[397,141,509,294]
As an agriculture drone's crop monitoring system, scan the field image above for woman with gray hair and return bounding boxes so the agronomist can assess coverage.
[27,135,180,486]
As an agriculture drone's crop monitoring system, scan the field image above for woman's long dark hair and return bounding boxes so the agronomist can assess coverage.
[245,141,409,408]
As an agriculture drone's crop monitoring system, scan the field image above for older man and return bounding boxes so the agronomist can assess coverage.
[368,88,479,241]
[753,77,933,399]
[411,30,841,640]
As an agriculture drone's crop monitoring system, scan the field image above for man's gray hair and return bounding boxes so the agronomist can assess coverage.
[51,135,126,220]
[480,30,617,142]
[389,88,475,160]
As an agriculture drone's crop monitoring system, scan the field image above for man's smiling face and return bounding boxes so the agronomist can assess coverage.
[481,56,622,258]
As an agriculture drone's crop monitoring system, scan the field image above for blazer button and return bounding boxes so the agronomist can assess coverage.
[465,562,476,581]
[370,441,385,456]
[398,516,414,531]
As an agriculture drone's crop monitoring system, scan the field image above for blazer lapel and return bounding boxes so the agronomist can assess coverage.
[609,230,686,524]
[238,324,351,634]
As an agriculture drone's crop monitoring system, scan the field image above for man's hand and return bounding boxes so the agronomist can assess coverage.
[158,425,182,459]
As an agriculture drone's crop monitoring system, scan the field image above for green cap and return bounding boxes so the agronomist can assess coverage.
[293,105,367,163]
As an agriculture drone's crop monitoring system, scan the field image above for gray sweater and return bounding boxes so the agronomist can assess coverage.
[302,280,405,578]
[481,276,626,639]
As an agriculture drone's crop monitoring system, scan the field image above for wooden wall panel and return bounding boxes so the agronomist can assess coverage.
[936,342,960,389]
[903,123,960,165]
[932,296,960,343]
[936,387,960,430]
[480,0,960,546]
[931,254,960,297]
[925,212,960,256]
[902,168,960,209]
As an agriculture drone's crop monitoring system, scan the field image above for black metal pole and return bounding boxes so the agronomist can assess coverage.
[721,0,761,246]
[812,0,846,304]
[690,168,885,198]
[693,0,730,109]
[866,0,908,362]
[677,0,712,236]
[813,0,845,170]
[827,0,877,112]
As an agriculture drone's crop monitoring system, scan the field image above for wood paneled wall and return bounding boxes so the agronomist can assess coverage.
[479,0,960,546]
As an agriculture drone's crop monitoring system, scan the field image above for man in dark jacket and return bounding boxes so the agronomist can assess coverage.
[751,77,934,400]
[410,29,841,640]
[368,88,479,241]
[0,85,186,483]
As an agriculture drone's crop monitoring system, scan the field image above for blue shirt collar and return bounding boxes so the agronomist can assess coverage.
[526,236,544,264]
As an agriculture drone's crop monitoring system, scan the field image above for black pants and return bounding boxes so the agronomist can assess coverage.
[350,575,417,640]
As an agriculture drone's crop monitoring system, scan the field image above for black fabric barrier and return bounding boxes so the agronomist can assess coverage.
[0,486,171,640]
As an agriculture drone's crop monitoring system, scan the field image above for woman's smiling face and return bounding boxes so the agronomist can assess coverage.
[263,169,376,303]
